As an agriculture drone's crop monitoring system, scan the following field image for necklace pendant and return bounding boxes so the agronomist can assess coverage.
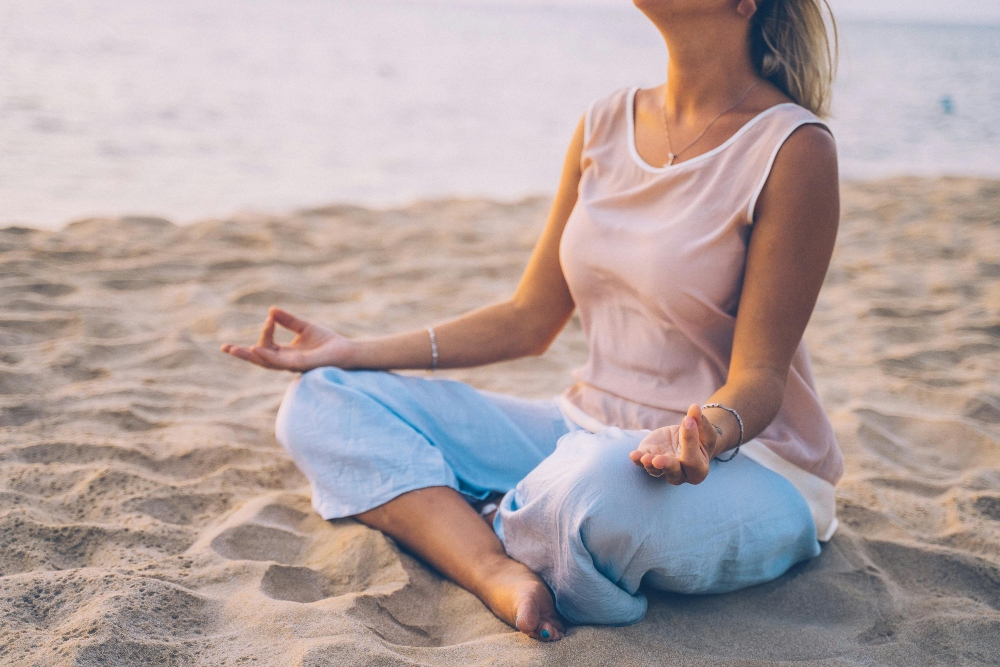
[666,153,676,166]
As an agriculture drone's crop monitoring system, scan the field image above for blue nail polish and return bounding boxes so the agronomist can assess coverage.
[541,629,550,639]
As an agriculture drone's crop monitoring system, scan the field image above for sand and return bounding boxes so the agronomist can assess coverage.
[1,177,998,666]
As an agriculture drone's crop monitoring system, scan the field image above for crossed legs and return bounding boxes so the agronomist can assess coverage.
[276,369,817,638]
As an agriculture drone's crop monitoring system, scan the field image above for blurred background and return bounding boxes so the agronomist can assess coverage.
[1,0,998,230]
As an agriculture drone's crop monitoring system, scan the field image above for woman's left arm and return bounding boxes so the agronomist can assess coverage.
[631,124,839,483]
[705,123,840,456]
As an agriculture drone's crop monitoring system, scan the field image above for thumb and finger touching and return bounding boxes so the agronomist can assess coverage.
[257,313,277,349]
[250,344,302,371]
[222,344,277,369]
[270,307,310,335]
[221,306,317,371]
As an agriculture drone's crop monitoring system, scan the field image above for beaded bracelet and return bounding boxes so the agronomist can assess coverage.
[701,403,743,462]
[426,326,439,370]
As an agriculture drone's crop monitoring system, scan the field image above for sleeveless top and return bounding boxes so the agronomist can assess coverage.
[557,87,844,541]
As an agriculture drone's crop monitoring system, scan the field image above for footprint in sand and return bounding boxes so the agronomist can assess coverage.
[880,343,999,375]
[0,405,42,427]
[964,395,1000,424]
[259,565,329,603]
[3,282,77,297]
[103,278,168,291]
[0,316,77,345]
[973,495,1000,521]
[83,408,162,433]
[124,493,232,526]
[202,495,411,606]
[855,408,995,475]
[210,524,307,565]
[205,497,341,602]
[231,289,307,307]
[0,371,40,395]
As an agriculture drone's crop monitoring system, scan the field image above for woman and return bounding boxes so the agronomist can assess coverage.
[222,0,842,643]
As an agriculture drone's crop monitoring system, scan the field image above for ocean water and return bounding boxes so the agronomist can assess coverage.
[1,0,998,229]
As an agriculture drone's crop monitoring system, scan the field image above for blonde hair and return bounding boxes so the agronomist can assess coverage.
[750,0,838,117]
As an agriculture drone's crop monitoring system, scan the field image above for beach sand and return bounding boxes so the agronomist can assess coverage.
[1,177,998,666]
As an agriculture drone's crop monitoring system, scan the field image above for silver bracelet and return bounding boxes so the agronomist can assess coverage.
[701,403,743,462]
[426,326,439,370]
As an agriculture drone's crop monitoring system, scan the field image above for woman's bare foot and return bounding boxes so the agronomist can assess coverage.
[356,487,565,642]
[475,556,565,641]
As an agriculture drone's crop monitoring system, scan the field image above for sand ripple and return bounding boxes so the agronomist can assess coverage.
[1,180,998,665]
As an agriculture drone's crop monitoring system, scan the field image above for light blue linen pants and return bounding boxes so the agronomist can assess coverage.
[275,367,820,625]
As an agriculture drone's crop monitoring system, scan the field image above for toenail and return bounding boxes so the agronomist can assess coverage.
[541,629,550,639]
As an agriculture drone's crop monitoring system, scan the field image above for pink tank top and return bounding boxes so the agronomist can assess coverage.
[559,87,844,495]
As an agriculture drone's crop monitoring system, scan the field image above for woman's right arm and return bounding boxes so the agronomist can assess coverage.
[221,115,585,372]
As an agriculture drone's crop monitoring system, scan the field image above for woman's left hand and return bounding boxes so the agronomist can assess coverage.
[628,404,719,485]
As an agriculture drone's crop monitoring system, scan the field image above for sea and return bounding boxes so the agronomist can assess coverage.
[2,0,998,229]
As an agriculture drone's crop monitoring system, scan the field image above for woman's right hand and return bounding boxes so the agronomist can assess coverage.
[220,306,356,372]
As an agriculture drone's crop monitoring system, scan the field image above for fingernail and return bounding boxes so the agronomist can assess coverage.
[684,416,696,428]
[541,629,550,639]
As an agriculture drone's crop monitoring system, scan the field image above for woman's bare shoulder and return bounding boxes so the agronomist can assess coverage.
[753,119,839,233]
[770,121,838,192]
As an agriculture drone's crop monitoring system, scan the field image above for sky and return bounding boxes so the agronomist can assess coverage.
[826,0,1000,23]
[422,0,1000,25]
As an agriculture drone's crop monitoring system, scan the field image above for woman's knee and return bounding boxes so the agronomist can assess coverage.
[499,428,654,624]
[512,428,650,542]
[274,368,349,450]
[274,375,307,450]
[552,427,647,495]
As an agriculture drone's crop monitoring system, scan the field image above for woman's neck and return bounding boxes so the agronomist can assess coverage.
[655,14,761,117]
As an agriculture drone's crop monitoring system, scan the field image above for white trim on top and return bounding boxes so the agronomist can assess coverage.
[583,98,597,146]
[625,86,799,174]
[740,440,839,542]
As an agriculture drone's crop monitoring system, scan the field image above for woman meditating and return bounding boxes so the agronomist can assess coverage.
[221,0,842,642]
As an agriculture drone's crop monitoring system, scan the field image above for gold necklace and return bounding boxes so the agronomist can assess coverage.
[661,80,760,166]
